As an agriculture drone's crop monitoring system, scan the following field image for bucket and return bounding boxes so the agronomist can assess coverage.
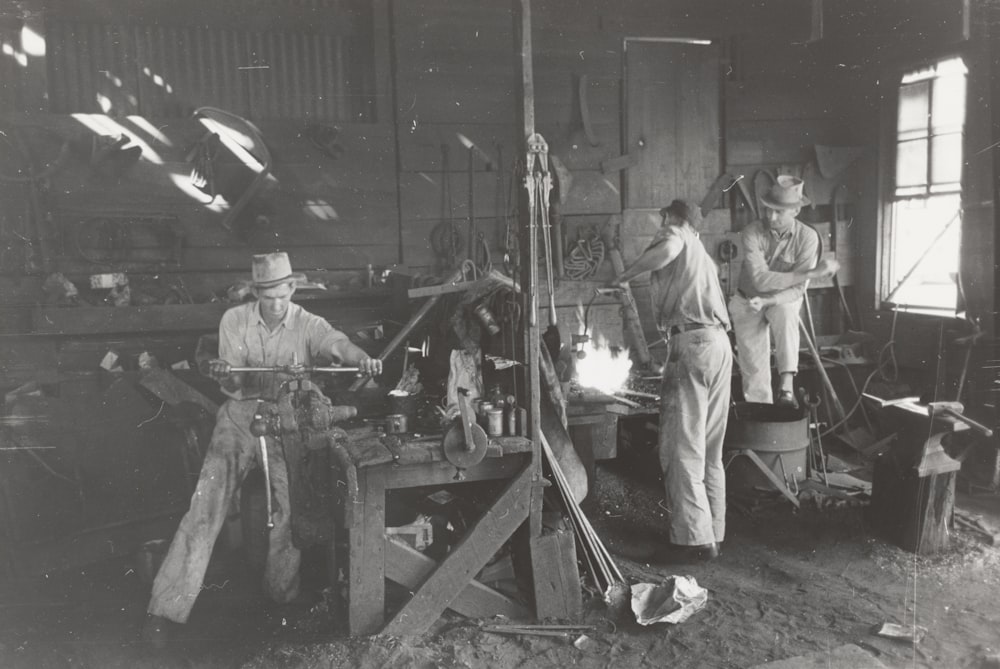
[724,402,808,489]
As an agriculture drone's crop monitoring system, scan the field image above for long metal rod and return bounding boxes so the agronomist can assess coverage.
[230,366,359,373]
[257,436,274,530]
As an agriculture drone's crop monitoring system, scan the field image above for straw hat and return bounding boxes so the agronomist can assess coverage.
[251,252,305,288]
[760,175,811,210]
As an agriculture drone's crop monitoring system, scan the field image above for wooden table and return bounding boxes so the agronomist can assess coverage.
[329,429,538,635]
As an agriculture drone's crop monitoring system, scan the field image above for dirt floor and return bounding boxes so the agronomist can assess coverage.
[2,459,1000,669]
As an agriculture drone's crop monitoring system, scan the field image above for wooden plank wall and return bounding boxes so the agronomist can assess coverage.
[390,0,858,351]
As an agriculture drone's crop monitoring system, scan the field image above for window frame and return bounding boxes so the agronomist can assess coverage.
[877,51,969,316]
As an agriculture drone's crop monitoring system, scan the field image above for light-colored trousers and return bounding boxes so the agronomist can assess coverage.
[658,326,733,546]
[148,400,300,624]
[728,294,802,404]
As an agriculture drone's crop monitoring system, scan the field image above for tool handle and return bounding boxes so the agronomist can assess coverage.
[935,406,994,438]
[456,389,476,453]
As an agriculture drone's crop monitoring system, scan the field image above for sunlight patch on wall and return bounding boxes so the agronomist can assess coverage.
[71,113,164,165]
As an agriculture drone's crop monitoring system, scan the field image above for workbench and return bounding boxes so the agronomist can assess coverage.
[329,428,539,635]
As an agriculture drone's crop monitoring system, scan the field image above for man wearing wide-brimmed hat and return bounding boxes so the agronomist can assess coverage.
[729,176,839,408]
[142,252,381,648]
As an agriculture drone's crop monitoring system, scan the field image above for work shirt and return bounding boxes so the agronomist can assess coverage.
[649,224,731,332]
[217,301,352,400]
[736,219,820,304]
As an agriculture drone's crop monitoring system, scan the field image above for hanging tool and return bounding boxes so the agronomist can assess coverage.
[532,135,561,359]
[430,144,462,271]
[717,238,739,297]
[830,183,857,331]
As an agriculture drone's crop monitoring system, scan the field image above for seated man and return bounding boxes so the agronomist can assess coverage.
[142,252,381,648]
[729,175,839,407]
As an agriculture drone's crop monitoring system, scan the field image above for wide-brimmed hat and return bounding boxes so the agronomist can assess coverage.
[660,199,701,225]
[251,252,305,288]
[760,175,811,210]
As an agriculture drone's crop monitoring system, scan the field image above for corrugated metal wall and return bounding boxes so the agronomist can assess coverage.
[45,20,371,121]
[0,23,27,114]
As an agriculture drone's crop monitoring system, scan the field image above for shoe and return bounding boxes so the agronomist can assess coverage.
[141,614,170,650]
[775,390,798,409]
[652,542,720,565]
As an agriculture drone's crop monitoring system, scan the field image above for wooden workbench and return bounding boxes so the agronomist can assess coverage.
[329,428,538,635]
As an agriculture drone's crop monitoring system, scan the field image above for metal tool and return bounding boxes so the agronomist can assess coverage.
[442,388,488,477]
[927,401,994,438]
[250,401,275,529]
[239,367,359,533]
[231,365,359,374]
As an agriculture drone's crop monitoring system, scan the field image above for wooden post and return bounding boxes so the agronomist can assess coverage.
[530,528,583,619]
[513,0,544,540]
[348,468,386,635]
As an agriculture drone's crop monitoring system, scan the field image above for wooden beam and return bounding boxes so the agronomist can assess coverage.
[381,462,533,635]
[384,539,530,621]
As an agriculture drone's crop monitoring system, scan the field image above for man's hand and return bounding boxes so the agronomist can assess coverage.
[747,296,771,313]
[358,357,382,377]
[207,358,232,381]
[814,258,841,278]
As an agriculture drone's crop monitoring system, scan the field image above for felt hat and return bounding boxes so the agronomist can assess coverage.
[251,252,304,288]
[760,175,811,210]
[660,199,701,225]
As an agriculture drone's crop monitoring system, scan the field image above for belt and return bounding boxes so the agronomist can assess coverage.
[667,322,723,337]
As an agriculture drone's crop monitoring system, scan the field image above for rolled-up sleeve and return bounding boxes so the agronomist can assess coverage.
[218,309,248,366]
[302,314,353,364]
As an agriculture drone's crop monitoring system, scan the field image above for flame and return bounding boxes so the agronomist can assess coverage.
[575,334,632,395]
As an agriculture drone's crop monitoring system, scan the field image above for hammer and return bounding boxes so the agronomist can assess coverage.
[927,401,994,438]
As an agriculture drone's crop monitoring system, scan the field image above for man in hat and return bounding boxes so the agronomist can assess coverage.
[730,175,839,408]
[613,200,731,563]
[142,252,381,648]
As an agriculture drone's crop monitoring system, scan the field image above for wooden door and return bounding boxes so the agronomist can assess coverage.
[625,40,721,208]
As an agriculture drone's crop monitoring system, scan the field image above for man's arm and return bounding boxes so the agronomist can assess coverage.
[310,321,383,376]
[742,226,833,293]
[613,232,684,285]
[745,229,839,310]
[212,309,247,397]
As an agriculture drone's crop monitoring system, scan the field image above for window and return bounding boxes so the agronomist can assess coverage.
[882,57,967,313]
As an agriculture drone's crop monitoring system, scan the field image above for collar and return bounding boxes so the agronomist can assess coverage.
[766,220,796,241]
[253,301,297,331]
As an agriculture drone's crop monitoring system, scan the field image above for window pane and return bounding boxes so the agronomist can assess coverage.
[886,194,960,310]
[932,73,967,130]
[930,132,963,186]
[895,138,927,190]
[897,81,929,135]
